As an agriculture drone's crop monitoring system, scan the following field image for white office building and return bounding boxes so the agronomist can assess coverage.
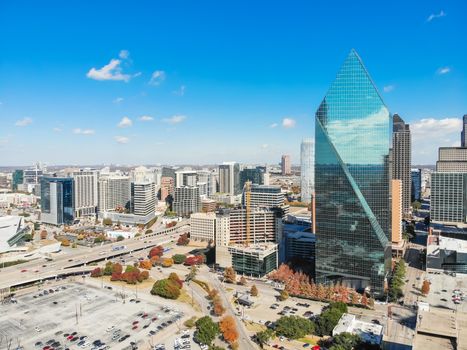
[132,182,156,217]
[190,212,217,242]
[72,169,98,217]
[300,138,314,203]
[98,175,131,213]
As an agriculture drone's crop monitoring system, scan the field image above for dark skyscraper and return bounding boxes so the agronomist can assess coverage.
[314,50,391,297]
[392,114,411,213]
[462,115,467,147]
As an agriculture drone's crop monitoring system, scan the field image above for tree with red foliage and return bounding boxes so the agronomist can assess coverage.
[184,255,204,266]
[219,315,239,345]
[140,270,149,280]
[110,272,122,281]
[90,267,103,277]
[177,233,190,246]
[213,297,226,316]
[150,255,161,266]
[149,245,164,258]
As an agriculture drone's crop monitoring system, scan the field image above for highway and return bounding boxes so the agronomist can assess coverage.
[0,222,189,290]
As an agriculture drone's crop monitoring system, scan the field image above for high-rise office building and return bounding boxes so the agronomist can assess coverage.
[97,175,131,213]
[436,147,467,172]
[72,169,98,217]
[160,176,175,202]
[175,170,198,187]
[242,184,288,216]
[431,173,467,224]
[391,179,403,244]
[173,186,201,217]
[392,114,411,214]
[300,139,314,203]
[411,169,422,202]
[314,50,391,297]
[197,170,217,197]
[281,155,291,175]
[462,115,467,148]
[239,167,264,189]
[40,177,74,225]
[131,182,156,217]
[12,170,24,191]
[219,162,240,195]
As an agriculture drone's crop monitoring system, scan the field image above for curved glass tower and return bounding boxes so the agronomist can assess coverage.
[314,50,391,297]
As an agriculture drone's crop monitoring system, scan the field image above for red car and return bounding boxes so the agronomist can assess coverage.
[151,317,157,321]
[67,336,74,340]
[21,269,27,272]
[132,321,139,325]
[132,325,138,330]
[142,313,148,318]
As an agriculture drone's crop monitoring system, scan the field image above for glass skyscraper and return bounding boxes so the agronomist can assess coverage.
[314,50,391,297]
[41,177,74,225]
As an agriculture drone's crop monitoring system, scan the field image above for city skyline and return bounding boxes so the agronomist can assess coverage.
[1,1,466,166]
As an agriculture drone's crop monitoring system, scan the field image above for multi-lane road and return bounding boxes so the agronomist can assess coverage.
[0,222,189,291]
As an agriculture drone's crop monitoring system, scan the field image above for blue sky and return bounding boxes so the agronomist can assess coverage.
[1,0,466,166]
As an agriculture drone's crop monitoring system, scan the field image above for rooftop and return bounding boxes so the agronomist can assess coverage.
[333,313,383,345]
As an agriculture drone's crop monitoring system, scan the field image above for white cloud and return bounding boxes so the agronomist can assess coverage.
[282,118,296,128]
[261,144,269,149]
[149,70,166,85]
[139,115,154,122]
[383,85,395,93]
[437,66,451,75]
[113,97,124,104]
[0,135,11,146]
[269,123,278,128]
[15,117,33,127]
[87,51,139,82]
[163,115,186,124]
[73,128,95,135]
[53,127,62,132]
[427,10,446,22]
[173,85,186,96]
[115,136,130,144]
[119,50,129,59]
[412,117,462,164]
[118,116,133,128]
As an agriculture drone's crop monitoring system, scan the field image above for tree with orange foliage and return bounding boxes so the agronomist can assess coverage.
[219,315,239,345]
[213,297,226,316]
[250,285,258,297]
[208,288,219,300]
[161,257,174,267]
[40,230,48,240]
[150,255,161,266]
[421,280,430,295]
[139,260,152,270]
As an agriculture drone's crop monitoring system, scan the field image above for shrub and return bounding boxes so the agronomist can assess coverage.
[194,316,219,346]
[275,315,315,339]
[172,254,187,264]
[149,245,164,258]
[151,279,181,299]
[184,316,197,328]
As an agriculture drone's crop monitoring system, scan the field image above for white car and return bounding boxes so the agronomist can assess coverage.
[34,327,41,332]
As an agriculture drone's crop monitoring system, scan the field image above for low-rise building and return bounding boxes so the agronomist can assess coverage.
[426,234,467,273]
[332,313,383,346]
[0,216,30,253]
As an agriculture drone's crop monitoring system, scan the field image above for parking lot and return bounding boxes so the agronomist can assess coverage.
[425,271,467,312]
[0,282,199,350]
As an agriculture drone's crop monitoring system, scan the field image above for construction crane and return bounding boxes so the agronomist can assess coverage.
[244,181,252,247]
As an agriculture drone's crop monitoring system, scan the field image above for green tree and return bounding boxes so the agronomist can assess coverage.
[316,304,347,336]
[208,346,225,350]
[329,332,361,350]
[172,254,187,264]
[116,235,124,241]
[275,315,315,339]
[103,261,113,275]
[255,329,274,348]
[412,201,421,212]
[194,316,220,346]
[22,233,33,242]
[279,290,289,301]
[184,316,197,328]
[150,279,181,299]
[103,218,113,226]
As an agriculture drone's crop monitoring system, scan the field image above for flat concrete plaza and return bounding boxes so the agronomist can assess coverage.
[0,281,194,350]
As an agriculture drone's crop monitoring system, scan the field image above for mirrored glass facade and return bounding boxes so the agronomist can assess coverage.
[315,50,391,297]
